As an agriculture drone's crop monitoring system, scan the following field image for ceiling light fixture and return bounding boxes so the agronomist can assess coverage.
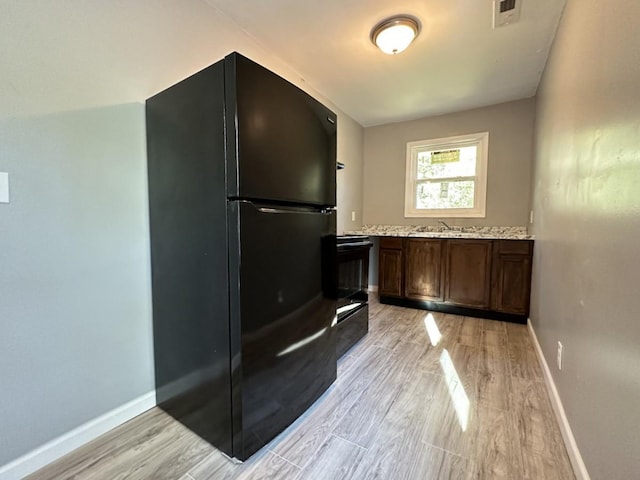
[371,15,421,55]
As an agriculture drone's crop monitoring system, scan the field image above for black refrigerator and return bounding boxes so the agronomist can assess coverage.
[146,52,338,460]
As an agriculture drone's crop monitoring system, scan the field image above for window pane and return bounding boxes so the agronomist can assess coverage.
[417,146,477,179]
[416,180,475,209]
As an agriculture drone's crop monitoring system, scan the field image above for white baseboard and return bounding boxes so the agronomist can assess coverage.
[0,391,156,480]
[368,284,378,293]
[527,319,590,480]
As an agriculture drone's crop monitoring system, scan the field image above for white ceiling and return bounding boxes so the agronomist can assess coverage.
[0,0,565,127]
[207,0,566,126]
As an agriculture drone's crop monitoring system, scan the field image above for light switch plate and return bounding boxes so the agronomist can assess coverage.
[0,172,9,203]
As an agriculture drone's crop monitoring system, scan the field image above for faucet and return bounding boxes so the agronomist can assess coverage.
[438,220,452,230]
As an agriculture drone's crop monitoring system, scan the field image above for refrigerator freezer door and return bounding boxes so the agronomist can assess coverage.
[225,53,337,207]
[228,200,337,459]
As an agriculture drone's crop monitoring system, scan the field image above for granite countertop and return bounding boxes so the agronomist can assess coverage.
[344,225,534,240]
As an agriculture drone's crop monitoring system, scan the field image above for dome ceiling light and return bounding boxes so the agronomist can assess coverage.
[370,15,421,55]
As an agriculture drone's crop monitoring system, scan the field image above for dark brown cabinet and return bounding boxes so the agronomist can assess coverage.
[404,239,444,301]
[378,237,534,322]
[378,237,403,297]
[444,240,492,308]
[491,240,533,315]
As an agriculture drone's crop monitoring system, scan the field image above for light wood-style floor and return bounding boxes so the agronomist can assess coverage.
[29,299,575,479]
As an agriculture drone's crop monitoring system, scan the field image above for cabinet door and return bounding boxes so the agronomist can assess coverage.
[379,249,403,297]
[491,241,533,315]
[404,239,444,301]
[444,240,492,308]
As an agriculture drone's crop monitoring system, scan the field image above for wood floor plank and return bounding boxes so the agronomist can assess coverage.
[469,403,523,479]
[400,312,433,346]
[510,376,573,474]
[475,370,511,411]
[505,323,543,379]
[505,322,534,348]
[332,355,413,447]
[446,343,479,396]
[393,340,442,375]
[478,343,509,377]
[480,318,507,334]
[268,345,391,467]
[456,316,483,347]
[384,310,463,354]
[410,444,473,480]
[481,328,507,347]
[294,434,366,480]
[237,451,300,480]
[433,313,464,349]
[186,449,240,480]
[521,450,576,480]
[187,448,299,480]
[420,377,475,458]
[115,426,212,480]
[371,323,409,351]
[349,368,441,480]
[368,301,398,320]
[447,342,479,373]
[371,309,423,351]
[27,408,213,480]
[337,352,358,377]
[508,341,544,380]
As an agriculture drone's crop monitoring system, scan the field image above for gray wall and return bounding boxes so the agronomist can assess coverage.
[0,105,154,465]
[336,115,364,234]
[530,0,640,478]
[363,98,535,228]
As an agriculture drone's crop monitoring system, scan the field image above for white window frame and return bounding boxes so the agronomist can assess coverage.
[404,132,489,218]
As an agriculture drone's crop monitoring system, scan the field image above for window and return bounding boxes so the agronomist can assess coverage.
[404,132,488,218]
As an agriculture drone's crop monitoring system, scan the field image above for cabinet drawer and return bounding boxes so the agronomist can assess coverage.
[495,240,532,255]
[379,237,403,250]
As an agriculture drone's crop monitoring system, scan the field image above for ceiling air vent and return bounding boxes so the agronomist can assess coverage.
[493,0,522,28]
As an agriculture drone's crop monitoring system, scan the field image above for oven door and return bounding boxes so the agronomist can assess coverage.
[336,240,372,323]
